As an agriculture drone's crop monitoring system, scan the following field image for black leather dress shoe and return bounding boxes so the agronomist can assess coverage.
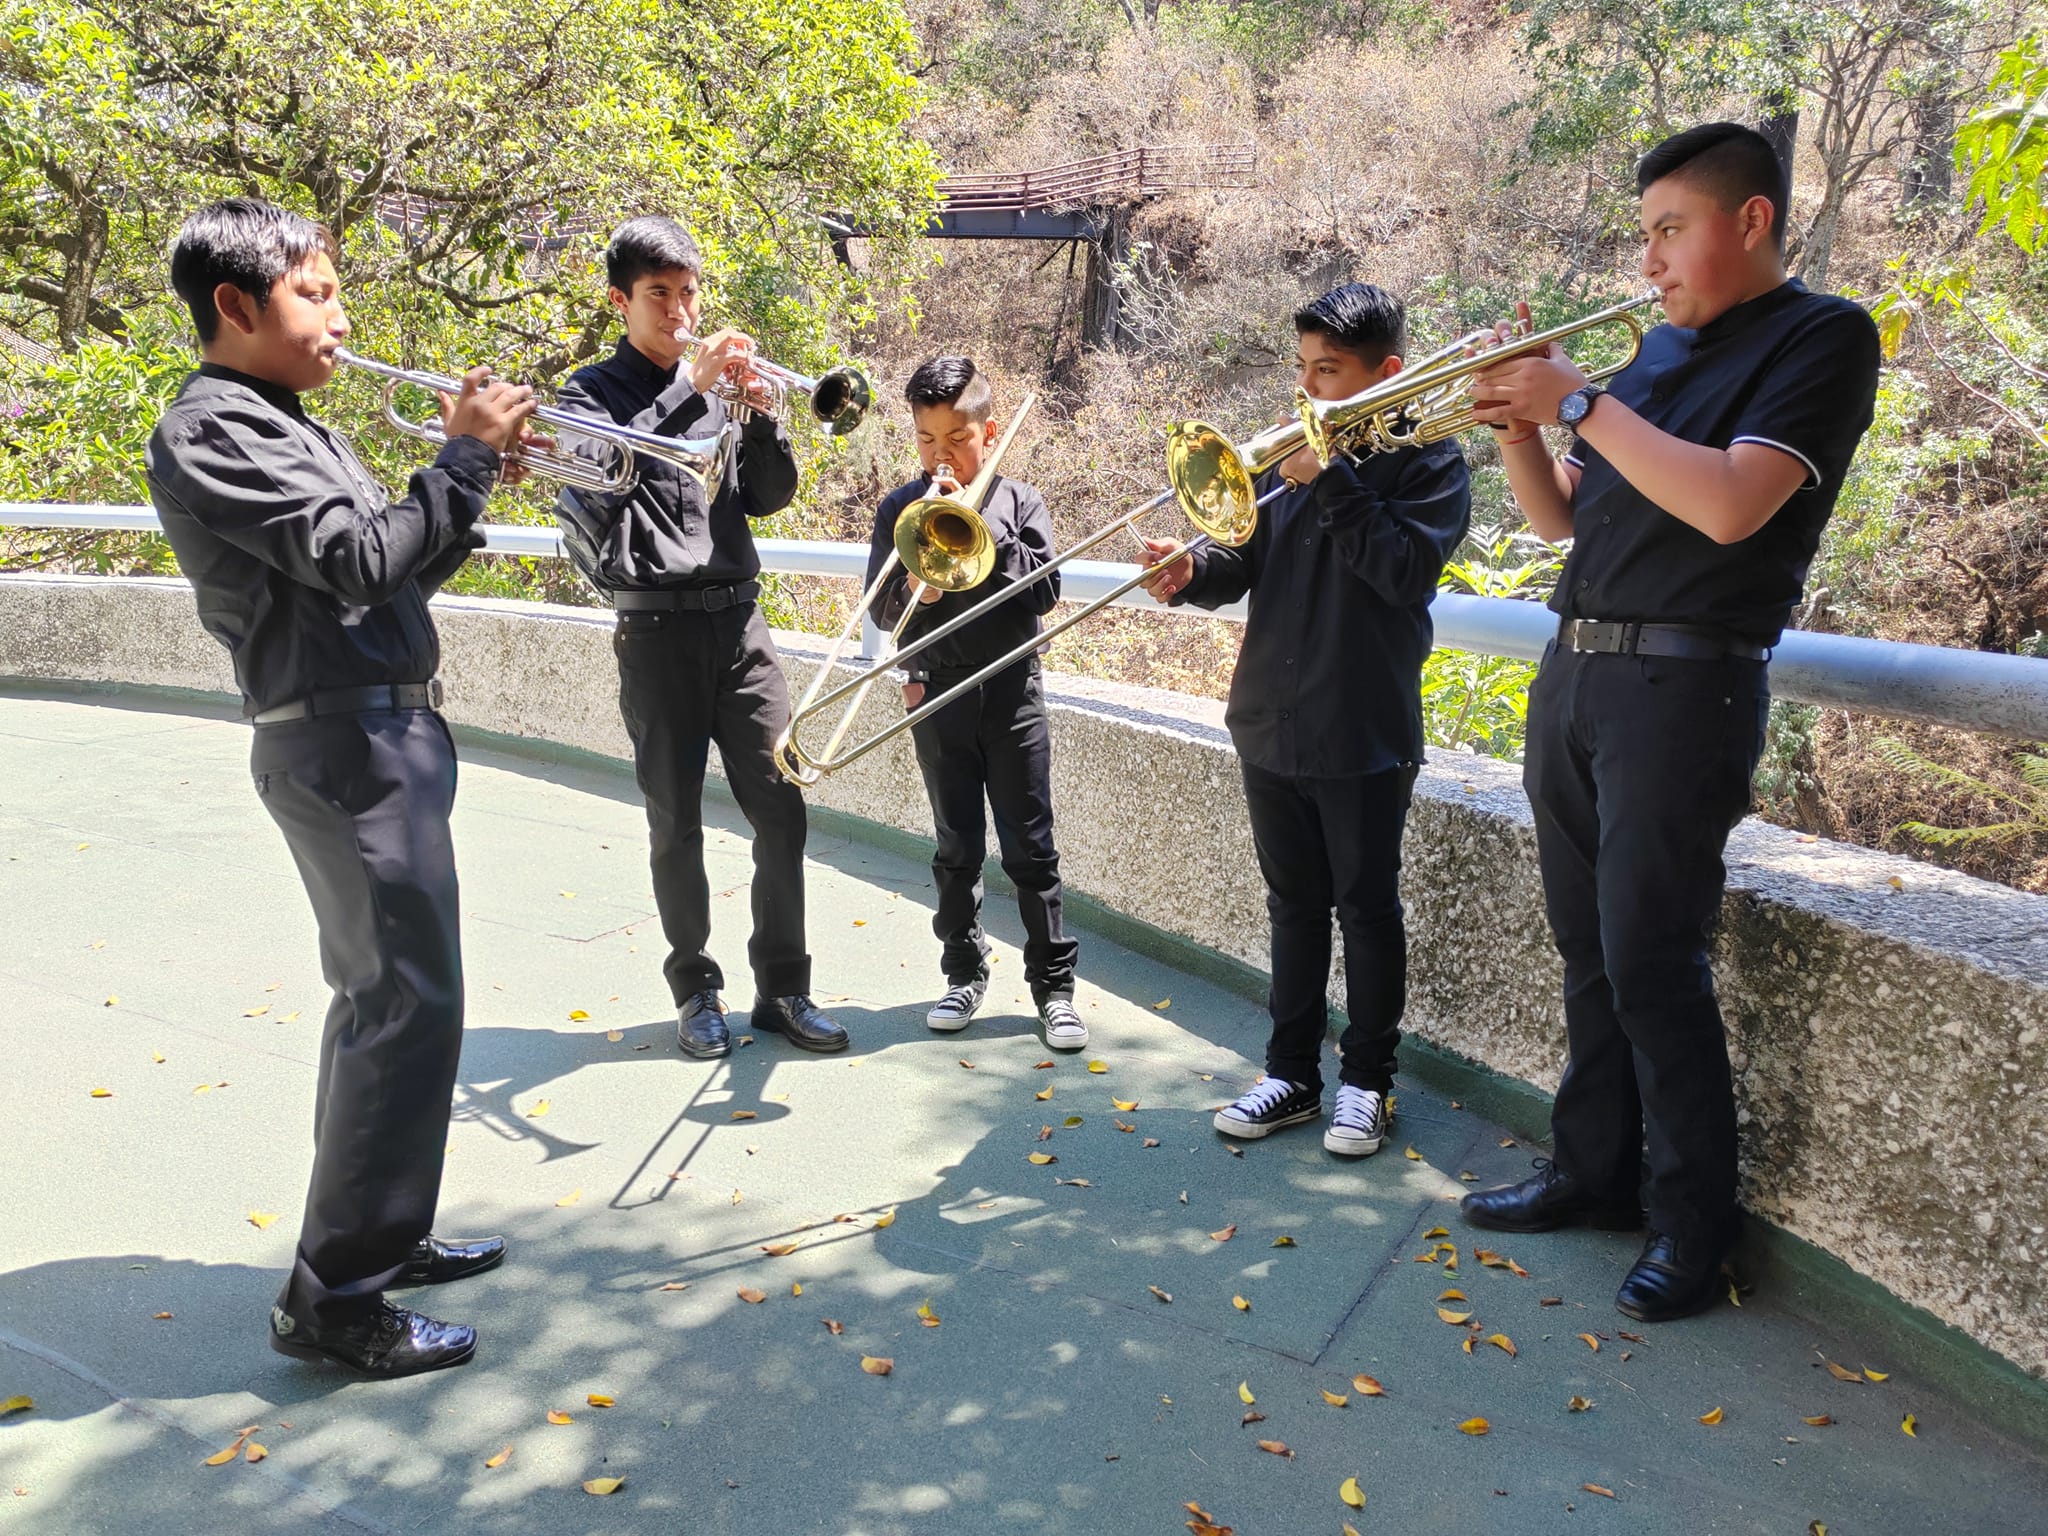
[1616,1231,1727,1322]
[394,1234,506,1287]
[751,994,849,1053]
[268,1300,477,1379]
[1460,1161,1643,1234]
[678,989,731,1059]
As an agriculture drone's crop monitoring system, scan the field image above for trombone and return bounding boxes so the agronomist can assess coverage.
[335,350,727,495]
[672,328,874,437]
[771,398,1028,787]
[1164,289,1663,528]
[771,407,1290,786]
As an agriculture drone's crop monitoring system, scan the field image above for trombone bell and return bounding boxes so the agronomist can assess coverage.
[894,499,995,591]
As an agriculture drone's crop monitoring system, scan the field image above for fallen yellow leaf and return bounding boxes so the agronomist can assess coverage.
[1700,1406,1725,1425]
[1153,998,1171,1010]
[873,1210,896,1228]
[1803,1414,1832,1426]
[242,1005,269,1018]
[1238,1381,1256,1404]
[760,1241,800,1257]
[1035,1086,1054,1101]
[606,1029,624,1042]
[1486,1333,1517,1358]
[89,1087,113,1098]
[1087,1060,1108,1073]
[1824,1360,1862,1383]
[152,1312,173,1320]
[244,1443,267,1463]
[556,1189,583,1207]
[247,1211,279,1230]
[861,1356,894,1375]
[582,1477,624,1496]
[1322,1390,1349,1408]
[1864,1368,1890,1383]
[1437,1288,1467,1302]
[1578,1332,1601,1352]
[0,1397,32,1416]
[1272,1235,1297,1247]
[1353,1374,1386,1397]
[151,1051,165,1064]
[1062,1115,1084,1127]
[1458,1417,1489,1435]
[737,1288,767,1304]
[1403,1145,1421,1160]
[280,1011,300,1022]
[1422,1226,1449,1239]
[852,918,868,926]
[1902,1413,1917,1436]
[586,1394,615,1408]
[1028,1152,1057,1165]
[526,1099,550,1118]
[546,1409,574,1425]
[1462,1336,1475,1355]
[202,1445,239,1467]
[1339,1475,1365,1509]
[103,997,117,1007]
[484,1445,512,1469]
[1112,1097,1139,1111]
[917,1300,940,1327]
[1436,1308,1472,1325]
[1232,1295,1251,1312]
[567,1009,589,1021]
[791,1282,802,1296]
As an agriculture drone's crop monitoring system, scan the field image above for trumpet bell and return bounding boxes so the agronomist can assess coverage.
[810,366,873,437]
[1162,422,1263,547]
[894,496,996,591]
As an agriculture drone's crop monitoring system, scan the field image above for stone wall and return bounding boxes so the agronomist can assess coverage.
[5,573,2044,1378]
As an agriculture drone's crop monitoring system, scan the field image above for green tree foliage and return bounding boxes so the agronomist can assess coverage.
[0,0,939,506]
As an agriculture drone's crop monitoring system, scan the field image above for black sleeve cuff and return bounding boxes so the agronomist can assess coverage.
[434,434,504,489]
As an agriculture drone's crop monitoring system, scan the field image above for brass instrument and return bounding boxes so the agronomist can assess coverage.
[671,328,874,437]
[1165,290,1663,530]
[772,400,1287,786]
[335,349,725,494]
[771,398,1029,787]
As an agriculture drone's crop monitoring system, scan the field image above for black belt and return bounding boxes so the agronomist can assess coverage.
[251,679,444,726]
[613,581,760,613]
[1559,619,1768,662]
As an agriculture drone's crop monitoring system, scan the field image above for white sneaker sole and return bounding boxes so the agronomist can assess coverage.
[1044,1027,1089,1051]
[926,1008,977,1033]
[1323,1126,1385,1157]
[1213,1105,1320,1139]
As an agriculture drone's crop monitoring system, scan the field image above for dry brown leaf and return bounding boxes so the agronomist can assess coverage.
[1115,1119,1136,1132]
[1340,1475,1366,1508]
[958,1060,975,1070]
[1184,1503,1216,1523]
[1459,1170,1479,1182]
[605,1029,624,1042]
[1475,1250,1510,1268]
[1038,1125,1054,1141]
[582,1477,624,1496]
[1437,1308,1472,1325]
[1232,1295,1251,1312]
[1458,1417,1489,1435]
[1186,1522,1232,1536]
[1583,1483,1616,1500]
[1148,1285,1173,1303]
[1700,1407,1725,1425]
[1486,1333,1517,1358]
[1507,1259,1530,1278]
[1034,1060,1055,1069]
[1143,1137,1161,1147]
[1322,1390,1350,1408]
[1240,1411,1266,1428]
[1618,1330,1645,1342]
[1055,1176,1092,1187]
[1540,1296,1564,1307]
[737,1287,767,1304]
[822,1319,844,1336]
[1027,1152,1057,1165]
[243,1443,268,1463]
[1803,1414,1832,1426]
[658,1282,689,1292]
[860,1355,893,1375]
[546,1410,574,1425]
[1353,1374,1386,1397]
[730,1109,758,1121]
[484,1445,512,1469]
[1567,1396,1595,1412]
[1824,1360,1862,1383]
[760,1241,801,1257]
[1209,1224,1237,1242]
[917,1300,941,1327]
[1578,1332,1601,1352]
[1256,1439,1294,1458]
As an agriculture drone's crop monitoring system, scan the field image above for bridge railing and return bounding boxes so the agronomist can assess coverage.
[938,144,1259,213]
[4,502,2045,739]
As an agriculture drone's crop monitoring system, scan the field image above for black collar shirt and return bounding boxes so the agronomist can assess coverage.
[553,337,798,591]
[1173,439,1471,777]
[1558,279,1882,645]
[865,475,1059,678]
[143,363,502,715]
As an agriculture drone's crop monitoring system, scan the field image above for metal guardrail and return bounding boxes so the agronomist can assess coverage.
[5,502,2046,739]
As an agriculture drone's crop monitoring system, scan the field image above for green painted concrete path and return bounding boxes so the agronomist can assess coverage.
[2,690,2042,1535]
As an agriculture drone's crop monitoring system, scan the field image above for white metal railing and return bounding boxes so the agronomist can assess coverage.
[5,503,2046,739]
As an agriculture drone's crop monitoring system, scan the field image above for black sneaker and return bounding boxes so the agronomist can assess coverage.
[1213,1077,1320,1139]
[927,972,989,1033]
[1038,996,1088,1050]
[1323,1084,1388,1156]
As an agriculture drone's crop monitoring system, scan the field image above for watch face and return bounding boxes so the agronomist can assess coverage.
[1557,391,1588,427]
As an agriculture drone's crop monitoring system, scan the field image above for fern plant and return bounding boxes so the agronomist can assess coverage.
[1872,738,2048,847]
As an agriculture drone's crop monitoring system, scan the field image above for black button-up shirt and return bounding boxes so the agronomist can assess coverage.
[1558,279,1881,644]
[144,363,500,715]
[1173,440,1471,777]
[865,475,1058,677]
[553,337,798,590]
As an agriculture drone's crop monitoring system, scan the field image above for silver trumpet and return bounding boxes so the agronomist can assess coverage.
[336,349,727,494]
[671,329,873,436]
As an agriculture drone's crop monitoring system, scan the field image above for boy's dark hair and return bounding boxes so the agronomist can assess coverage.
[168,198,337,346]
[903,355,993,422]
[1294,282,1407,366]
[1636,122,1789,248]
[605,216,702,295]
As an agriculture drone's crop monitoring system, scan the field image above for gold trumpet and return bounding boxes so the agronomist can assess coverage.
[770,397,1030,787]
[1165,289,1663,529]
[772,398,1288,787]
[336,349,725,494]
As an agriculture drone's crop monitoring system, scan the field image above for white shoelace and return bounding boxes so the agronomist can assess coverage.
[1043,1001,1085,1033]
[1232,1077,1301,1116]
[1331,1085,1380,1130]
[935,983,979,1015]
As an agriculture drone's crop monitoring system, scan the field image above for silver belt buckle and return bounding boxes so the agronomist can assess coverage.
[426,677,445,710]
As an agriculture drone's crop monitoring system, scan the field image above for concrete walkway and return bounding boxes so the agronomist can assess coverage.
[1,689,2042,1536]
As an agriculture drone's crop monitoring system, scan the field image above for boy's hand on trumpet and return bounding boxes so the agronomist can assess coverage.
[435,366,538,455]
[687,328,754,398]
[497,428,557,488]
[1136,534,1194,603]
[1469,300,1581,433]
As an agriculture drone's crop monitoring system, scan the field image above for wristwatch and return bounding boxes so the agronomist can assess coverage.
[1556,384,1606,430]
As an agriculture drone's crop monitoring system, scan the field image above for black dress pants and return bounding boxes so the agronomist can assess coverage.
[1240,760,1418,1095]
[252,709,464,1329]
[1523,643,1769,1252]
[614,602,811,1003]
[908,658,1078,1000]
